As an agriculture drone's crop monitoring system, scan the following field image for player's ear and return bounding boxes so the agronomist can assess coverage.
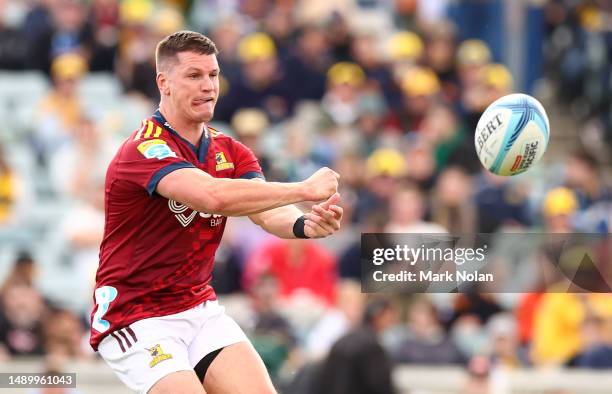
[157,71,170,96]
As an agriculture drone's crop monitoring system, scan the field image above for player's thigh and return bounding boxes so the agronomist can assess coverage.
[149,370,205,394]
[203,341,276,394]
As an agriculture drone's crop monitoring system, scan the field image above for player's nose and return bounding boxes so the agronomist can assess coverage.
[201,75,214,92]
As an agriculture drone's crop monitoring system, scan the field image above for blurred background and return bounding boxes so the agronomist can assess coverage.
[0,0,611,393]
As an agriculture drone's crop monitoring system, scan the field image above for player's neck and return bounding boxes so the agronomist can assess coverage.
[158,104,205,146]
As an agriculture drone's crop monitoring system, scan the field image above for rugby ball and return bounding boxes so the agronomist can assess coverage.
[475,93,550,176]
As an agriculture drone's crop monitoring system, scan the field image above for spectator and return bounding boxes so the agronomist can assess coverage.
[482,63,513,103]
[486,313,527,368]
[0,0,28,69]
[474,170,531,232]
[532,292,612,366]
[49,116,111,198]
[215,32,291,123]
[352,148,405,224]
[305,280,366,360]
[385,31,423,109]
[247,274,296,381]
[462,355,491,394]
[314,298,397,394]
[419,103,477,173]
[350,32,394,99]
[394,66,441,133]
[88,0,120,72]
[576,316,612,369]
[564,150,612,233]
[456,39,492,131]
[231,108,273,177]
[43,308,89,359]
[321,61,367,126]
[403,138,438,190]
[27,0,93,73]
[284,23,331,102]
[208,15,244,88]
[0,251,37,293]
[395,297,464,365]
[431,166,476,233]
[34,52,88,165]
[542,187,579,233]
[422,21,459,101]
[243,238,338,307]
[0,284,47,357]
[385,183,447,233]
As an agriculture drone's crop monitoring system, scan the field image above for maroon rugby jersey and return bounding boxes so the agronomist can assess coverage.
[90,110,263,350]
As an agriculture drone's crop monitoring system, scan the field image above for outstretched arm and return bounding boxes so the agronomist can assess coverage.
[156,167,339,217]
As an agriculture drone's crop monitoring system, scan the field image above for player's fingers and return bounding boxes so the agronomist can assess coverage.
[312,206,341,230]
[312,204,335,220]
[304,220,328,238]
[307,211,339,231]
[329,205,343,220]
[318,192,340,210]
[303,221,321,238]
[305,213,335,234]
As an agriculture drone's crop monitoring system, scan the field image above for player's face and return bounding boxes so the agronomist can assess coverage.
[167,51,220,123]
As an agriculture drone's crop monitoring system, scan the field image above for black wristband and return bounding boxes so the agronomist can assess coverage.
[293,215,309,239]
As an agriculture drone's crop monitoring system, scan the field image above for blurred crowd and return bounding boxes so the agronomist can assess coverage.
[0,0,611,392]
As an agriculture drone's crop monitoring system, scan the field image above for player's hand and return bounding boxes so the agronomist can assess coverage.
[304,193,343,238]
[303,167,340,202]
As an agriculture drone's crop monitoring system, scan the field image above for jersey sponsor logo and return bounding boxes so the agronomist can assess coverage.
[168,199,224,227]
[137,139,177,160]
[146,344,172,368]
[215,152,234,171]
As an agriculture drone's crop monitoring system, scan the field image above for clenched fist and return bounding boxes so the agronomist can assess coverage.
[302,167,340,202]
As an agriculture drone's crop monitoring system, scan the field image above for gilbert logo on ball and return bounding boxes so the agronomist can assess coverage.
[475,93,550,176]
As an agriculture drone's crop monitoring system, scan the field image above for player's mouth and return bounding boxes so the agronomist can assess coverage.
[193,98,215,106]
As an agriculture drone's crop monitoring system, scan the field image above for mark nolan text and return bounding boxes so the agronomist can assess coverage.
[373,270,494,283]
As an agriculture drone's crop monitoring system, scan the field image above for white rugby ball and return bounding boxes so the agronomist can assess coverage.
[475,93,550,176]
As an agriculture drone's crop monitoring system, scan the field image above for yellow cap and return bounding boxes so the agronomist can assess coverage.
[543,187,578,217]
[151,7,185,36]
[457,39,491,66]
[327,62,366,87]
[484,63,513,91]
[51,53,88,80]
[238,33,277,62]
[366,148,407,178]
[231,108,269,137]
[388,31,424,61]
[120,0,153,24]
[401,67,440,97]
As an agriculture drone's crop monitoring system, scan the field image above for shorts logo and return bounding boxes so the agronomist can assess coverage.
[215,152,234,171]
[137,139,177,160]
[147,344,172,368]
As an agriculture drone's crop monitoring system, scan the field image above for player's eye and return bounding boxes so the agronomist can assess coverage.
[188,73,200,79]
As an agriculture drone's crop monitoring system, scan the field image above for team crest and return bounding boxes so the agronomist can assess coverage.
[215,152,234,171]
[137,139,177,160]
[146,344,173,368]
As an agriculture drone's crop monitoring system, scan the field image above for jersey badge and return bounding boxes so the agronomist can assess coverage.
[137,139,177,160]
[215,152,234,171]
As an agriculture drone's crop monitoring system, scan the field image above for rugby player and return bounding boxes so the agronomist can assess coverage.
[90,30,342,394]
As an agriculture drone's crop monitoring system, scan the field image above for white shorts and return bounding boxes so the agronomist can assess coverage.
[98,300,248,394]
